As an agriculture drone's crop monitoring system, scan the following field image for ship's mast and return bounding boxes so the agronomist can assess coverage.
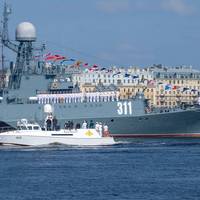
[0,1,38,89]
[1,43,4,70]
[0,43,5,88]
[0,1,12,88]
[0,1,46,89]
[0,1,19,89]
[1,1,18,53]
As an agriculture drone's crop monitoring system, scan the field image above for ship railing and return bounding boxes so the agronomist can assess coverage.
[149,106,192,114]
[7,96,120,105]
[0,127,16,133]
[37,93,120,104]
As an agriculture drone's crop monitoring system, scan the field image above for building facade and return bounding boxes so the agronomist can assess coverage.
[72,66,153,100]
[151,66,200,107]
[72,65,200,107]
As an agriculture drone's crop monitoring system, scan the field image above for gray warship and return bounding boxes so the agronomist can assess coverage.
[0,3,200,138]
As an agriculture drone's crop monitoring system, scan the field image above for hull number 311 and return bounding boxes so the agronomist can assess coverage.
[117,102,132,115]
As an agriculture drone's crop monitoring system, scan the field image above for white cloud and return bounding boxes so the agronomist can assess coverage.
[161,0,195,15]
[96,0,130,13]
[96,0,195,15]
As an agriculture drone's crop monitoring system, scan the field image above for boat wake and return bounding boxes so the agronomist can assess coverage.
[1,138,200,152]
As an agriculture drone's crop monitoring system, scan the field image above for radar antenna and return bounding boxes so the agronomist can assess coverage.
[0,1,18,53]
[0,1,46,89]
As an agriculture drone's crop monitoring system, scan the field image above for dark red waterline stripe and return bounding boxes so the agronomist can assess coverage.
[111,134,200,138]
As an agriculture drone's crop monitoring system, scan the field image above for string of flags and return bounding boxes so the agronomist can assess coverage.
[41,53,200,94]
[42,53,141,77]
[44,53,66,61]
[43,53,144,79]
[43,53,103,71]
[148,82,199,93]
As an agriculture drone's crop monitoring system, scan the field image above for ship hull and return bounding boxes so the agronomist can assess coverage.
[0,130,115,146]
[1,104,200,138]
[108,109,200,137]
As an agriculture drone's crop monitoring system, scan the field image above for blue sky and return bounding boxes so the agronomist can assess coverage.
[1,0,200,68]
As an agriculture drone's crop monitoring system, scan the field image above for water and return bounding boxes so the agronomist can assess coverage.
[0,139,200,200]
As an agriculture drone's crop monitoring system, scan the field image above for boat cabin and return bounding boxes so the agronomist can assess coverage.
[17,119,41,131]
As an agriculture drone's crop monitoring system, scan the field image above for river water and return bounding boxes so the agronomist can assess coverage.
[0,139,200,200]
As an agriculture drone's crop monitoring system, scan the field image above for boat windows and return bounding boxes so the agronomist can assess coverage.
[19,126,27,130]
[27,126,32,130]
[33,126,40,130]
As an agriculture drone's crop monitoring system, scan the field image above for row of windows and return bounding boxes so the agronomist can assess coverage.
[158,86,200,90]
[160,92,198,95]
[168,80,200,84]
[146,89,154,92]
[82,79,139,84]
[158,80,200,84]
[158,96,195,100]
[121,88,134,92]
[75,75,200,84]
[156,73,200,79]
[79,74,141,79]
[120,88,142,93]
[157,102,177,106]
[146,89,199,95]
[155,91,198,95]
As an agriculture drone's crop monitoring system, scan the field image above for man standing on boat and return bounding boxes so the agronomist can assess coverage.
[46,118,52,131]
[52,116,58,130]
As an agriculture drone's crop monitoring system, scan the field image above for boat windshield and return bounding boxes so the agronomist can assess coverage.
[18,126,27,130]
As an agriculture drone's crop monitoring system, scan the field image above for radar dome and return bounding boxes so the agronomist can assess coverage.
[16,22,36,41]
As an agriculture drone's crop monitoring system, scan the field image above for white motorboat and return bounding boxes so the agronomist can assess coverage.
[0,119,115,146]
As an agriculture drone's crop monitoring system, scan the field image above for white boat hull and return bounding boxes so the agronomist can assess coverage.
[0,129,115,146]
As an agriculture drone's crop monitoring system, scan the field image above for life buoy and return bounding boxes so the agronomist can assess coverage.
[52,82,58,89]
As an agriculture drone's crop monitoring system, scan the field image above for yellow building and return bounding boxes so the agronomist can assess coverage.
[76,66,200,108]
[151,66,200,108]
[118,85,146,99]
[80,83,96,93]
